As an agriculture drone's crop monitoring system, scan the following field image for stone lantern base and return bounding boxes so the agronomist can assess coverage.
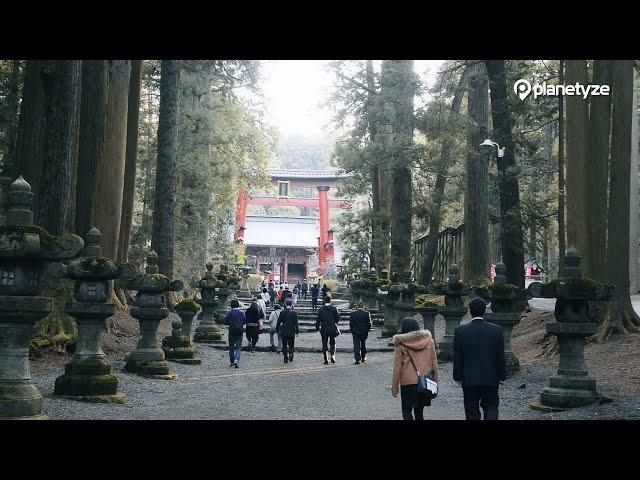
[54,358,127,403]
[530,322,600,411]
[485,311,522,375]
[437,307,467,362]
[124,353,178,380]
[193,323,225,344]
[162,335,201,365]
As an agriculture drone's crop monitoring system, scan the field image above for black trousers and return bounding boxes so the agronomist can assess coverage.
[462,386,499,420]
[311,298,318,311]
[321,333,336,354]
[401,384,427,421]
[282,336,295,359]
[352,334,367,361]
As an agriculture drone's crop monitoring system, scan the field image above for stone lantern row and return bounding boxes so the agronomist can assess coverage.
[351,247,613,412]
[0,176,239,420]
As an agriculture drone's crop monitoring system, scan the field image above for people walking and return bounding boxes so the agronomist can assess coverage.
[259,288,270,314]
[391,317,440,421]
[269,304,283,353]
[321,283,330,298]
[302,281,308,299]
[310,283,319,312]
[276,298,299,363]
[277,286,284,306]
[224,299,246,368]
[349,303,372,364]
[453,297,506,420]
[245,300,263,352]
[316,294,340,364]
[268,284,276,309]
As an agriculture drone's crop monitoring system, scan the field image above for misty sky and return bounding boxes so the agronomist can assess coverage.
[259,60,444,138]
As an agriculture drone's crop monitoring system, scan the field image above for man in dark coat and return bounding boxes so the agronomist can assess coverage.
[276,298,299,363]
[310,284,319,312]
[301,281,308,299]
[349,303,372,364]
[316,294,340,364]
[453,297,506,420]
[224,299,247,368]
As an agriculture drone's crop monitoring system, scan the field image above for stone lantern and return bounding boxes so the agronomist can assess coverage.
[121,250,183,379]
[161,297,202,365]
[528,247,614,411]
[481,261,531,375]
[395,270,426,333]
[213,264,233,322]
[50,227,127,403]
[0,176,84,419]
[193,262,225,344]
[240,265,251,295]
[428,264,469,361]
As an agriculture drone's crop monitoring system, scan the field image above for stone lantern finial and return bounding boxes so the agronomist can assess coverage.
[5,175,34,226]
[146,250,159,274]
[564,245,582,278]
[205,262,214,279]
[494,262,507,286]
[448,264,460,284]
[84,227,102,258]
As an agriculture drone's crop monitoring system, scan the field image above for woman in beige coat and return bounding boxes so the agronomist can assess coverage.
[391,317,440,420]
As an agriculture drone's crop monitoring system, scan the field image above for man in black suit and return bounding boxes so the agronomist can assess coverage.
[349,303,372,364]
[453,297,506,420]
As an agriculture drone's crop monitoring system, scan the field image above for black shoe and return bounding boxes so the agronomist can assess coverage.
[361,357,367,363]
[284,358,288,364]
[354,360,360,365]
[289,356,294,362]
[234,362,239,369]
[331,354,336,364]
[323,353,329,365]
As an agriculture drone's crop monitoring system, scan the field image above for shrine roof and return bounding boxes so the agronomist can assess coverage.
[268,169,350,181]
[243,215,319,248]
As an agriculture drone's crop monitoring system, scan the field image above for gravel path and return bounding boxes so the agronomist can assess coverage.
[33,332,640,420]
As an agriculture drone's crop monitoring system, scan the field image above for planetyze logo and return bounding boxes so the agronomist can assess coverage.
[513,79,610,101]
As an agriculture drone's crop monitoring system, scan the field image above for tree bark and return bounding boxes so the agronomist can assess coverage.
[366,60,382,271]
[486,60,525,288]
[92,60,131,260]
[558,60,566,276]
[75,60,109,236]
[565,60,590,271]
[601,59,640,338]
[14,60,81,234]
[463,62,490,284]
[152,60,180,278]
[117,59,142,264]
[3,60,22,176]
[382,60,415,277]
[586,60,613,282]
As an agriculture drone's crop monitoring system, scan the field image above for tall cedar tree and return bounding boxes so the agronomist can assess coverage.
[485,60,525,288]
[382,60,415,276]
[463,62,490,284]
[13,60,81,234]
[601,60,640,338]
[92,60,131,260]
[118,60,143,264]
[152,60,180,278]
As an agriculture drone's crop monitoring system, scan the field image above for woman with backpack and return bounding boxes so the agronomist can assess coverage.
[391,317,440,421]
[275,298,299,363]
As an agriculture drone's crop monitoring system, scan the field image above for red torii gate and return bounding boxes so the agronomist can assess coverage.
[234,169,351,274]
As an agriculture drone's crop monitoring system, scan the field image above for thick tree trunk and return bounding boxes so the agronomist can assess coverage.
[366,60,382,271]
[601,60,640,338]
[382,60,414,276]
[151,60,180,278]
[463,62,490,285]
[75,60,109,236]
[629,80,640,294]
[565,60,590,271]
[557,60,566,276]
[486,60,525,288]
[3,60,22,176]
[586,60,613,282]
[117,60,142,264]
[420,67,470,285]
[93,60,131,260]
[14,60,81,235]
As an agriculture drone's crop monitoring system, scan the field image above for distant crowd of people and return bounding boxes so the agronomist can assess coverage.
[225,279,506,421]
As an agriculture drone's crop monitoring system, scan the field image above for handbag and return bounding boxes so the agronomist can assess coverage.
[403,345,438,399]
